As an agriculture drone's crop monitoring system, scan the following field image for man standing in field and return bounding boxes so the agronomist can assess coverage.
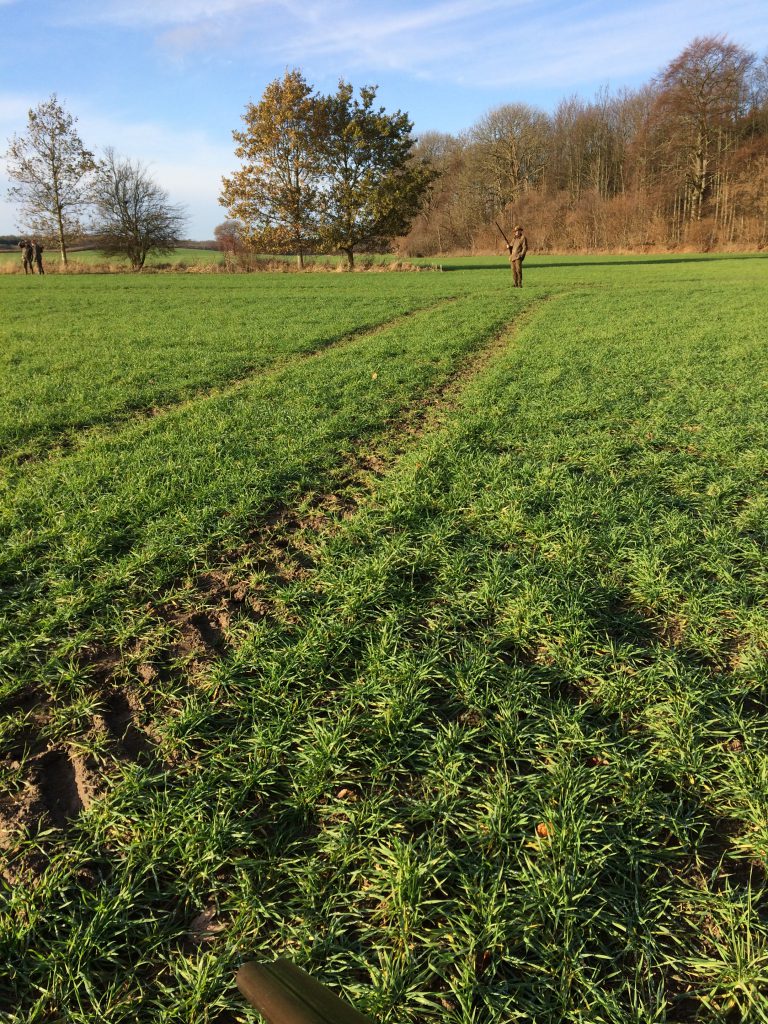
[506,225,527,287]
[18,240,33,274]
[31,240,44,275]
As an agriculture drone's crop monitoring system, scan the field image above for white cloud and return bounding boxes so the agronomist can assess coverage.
[282,0,519,71]
[61,0,768,91]
[472,0,768,88]
[279,0,768,88]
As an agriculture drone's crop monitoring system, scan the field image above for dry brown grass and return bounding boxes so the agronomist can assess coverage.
[0,256,437,275]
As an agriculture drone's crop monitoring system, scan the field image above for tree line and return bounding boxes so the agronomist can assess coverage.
[402,35,768,254]
[6,35,767,267]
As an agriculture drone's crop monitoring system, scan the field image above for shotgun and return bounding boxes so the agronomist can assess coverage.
[494,220,511,247]
[236,959,375,1024]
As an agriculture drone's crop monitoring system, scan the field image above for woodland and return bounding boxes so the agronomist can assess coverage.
[400,36,768,254]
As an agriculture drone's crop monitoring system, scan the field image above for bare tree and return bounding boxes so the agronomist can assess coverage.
[545,91,631,202]
[213,219,243,253]
[468,103,550,210]
[4,95,95,264]
[396,36,768,253]
[404,132,468,254]
[91,149,186,270]
[654,35,755,222]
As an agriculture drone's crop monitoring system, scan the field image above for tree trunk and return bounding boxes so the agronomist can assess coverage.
[343,248,354,270]
[296,251,304,270]
[56,206,68,264]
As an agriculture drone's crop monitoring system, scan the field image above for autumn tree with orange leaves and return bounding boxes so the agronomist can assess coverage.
[221,70,436,267]
[220,70,323,269]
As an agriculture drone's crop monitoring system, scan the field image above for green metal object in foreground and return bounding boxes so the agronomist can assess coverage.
[236,959,376,1024]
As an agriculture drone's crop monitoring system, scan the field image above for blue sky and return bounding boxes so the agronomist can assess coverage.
[1,0,767,238]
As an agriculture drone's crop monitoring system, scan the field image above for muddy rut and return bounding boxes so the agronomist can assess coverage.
[0,297,555,870]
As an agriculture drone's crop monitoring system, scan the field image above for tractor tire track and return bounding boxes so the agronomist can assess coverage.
[3,296,460,470]
[0,294,559,868]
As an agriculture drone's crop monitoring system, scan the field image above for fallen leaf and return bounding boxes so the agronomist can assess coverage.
[187,904,226,944]
[335,787,358,801]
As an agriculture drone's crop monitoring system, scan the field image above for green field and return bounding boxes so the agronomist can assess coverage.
[1,255,767,1022]
[0,246,222,270]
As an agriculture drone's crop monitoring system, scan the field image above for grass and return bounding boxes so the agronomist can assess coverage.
[0,271,465,457]
[0,246,222,269]
[1,254,767,1023]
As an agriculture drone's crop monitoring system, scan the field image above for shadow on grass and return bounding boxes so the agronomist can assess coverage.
[441,254,767,271]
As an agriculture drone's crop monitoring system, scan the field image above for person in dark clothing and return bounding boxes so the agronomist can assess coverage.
[18,240,33,274]
[31,240,44,275]
[506,225,528,287]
